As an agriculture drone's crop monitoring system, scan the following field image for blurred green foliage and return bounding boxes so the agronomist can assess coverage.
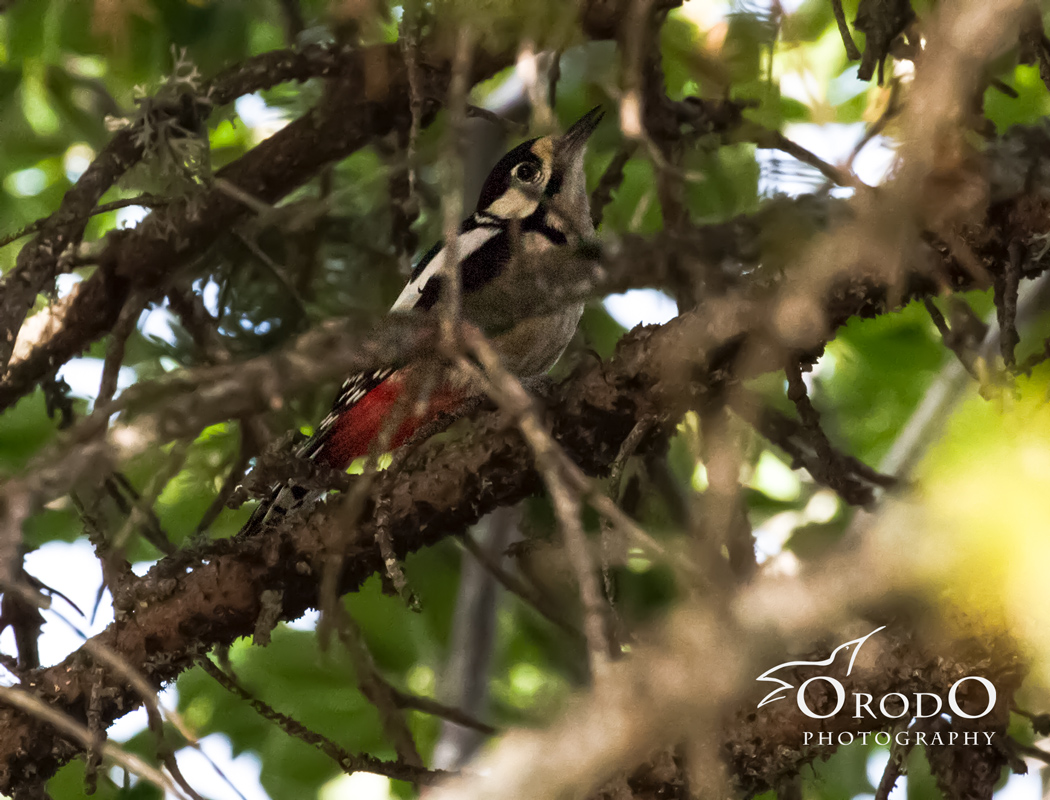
[0,0,1047,798]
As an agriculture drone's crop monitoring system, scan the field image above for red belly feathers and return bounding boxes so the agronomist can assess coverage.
[313,374,466,469]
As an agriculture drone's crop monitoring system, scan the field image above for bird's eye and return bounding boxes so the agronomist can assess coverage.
[513,162,540,183]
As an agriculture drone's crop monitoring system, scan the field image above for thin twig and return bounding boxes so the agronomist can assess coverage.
[0,195,167,251]
[212,177,274,217]
[459,532,585,642]
[989,76,1019,98]
[549,481,607,666]
[846,81,900,173]
[583,471,667,558]
[608,417,654,497]
[1012,705,1050,734]
[1000,241,1022,368]
[316,471,382,645]
[740,396,897,502]
[517,41,554,129]
[374,490,418,610]
[334,607,424,770]
[167,279,250,360]
[106,472,176,555]
[400,12,424,216]
[365,371,444,610]
[198,658,446,784]
[98,295,145,408]
[111,441,187,553]
[194,419,259,535]
[830,0,862,60]
[439,25,475,347]
[232,230,309,319]
[277,0,305,41]
[757,129,867,190]
[84,669,105,793]
[879,274,1050,481]
[776,360,894,506]
[924,297,979,380]
[591,143,637,228]
[923,296,950,338]
[466,105,528,133]
[874,743,908,800]
[461,333,613,683]
[1013,741,1050,765]
[388,685,498,736]
[601,416,654,611]
[548,49,562,109]
[145,703,211,800]
[393,13,424,273]
[167,286,267,537]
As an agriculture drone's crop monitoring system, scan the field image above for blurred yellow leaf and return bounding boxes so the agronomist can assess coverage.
[898,367,1050,681]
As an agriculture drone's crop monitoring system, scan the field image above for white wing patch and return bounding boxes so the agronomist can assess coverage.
[390,226,500,312]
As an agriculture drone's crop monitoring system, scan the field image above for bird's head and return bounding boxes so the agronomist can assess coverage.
[476,106,604,235]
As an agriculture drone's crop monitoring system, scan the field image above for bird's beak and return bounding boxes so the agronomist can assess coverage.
[556,106,604,160]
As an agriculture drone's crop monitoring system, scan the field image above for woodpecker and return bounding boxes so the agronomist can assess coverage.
[247,106,603,530]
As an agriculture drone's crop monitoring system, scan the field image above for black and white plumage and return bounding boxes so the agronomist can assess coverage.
[245,106,604,531]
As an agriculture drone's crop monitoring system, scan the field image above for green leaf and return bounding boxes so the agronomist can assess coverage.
[820,299,947,464]
[985,65,1050,133]
[0,390,57,472]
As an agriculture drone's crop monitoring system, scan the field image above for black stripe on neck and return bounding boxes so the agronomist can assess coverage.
[522,206,568,246]
[412,212,567,313]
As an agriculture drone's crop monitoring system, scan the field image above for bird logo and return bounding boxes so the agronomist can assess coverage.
[755,626,886,708]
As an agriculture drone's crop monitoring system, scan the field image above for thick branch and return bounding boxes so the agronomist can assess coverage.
[0,42,462,411]
[0,42,379,372]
